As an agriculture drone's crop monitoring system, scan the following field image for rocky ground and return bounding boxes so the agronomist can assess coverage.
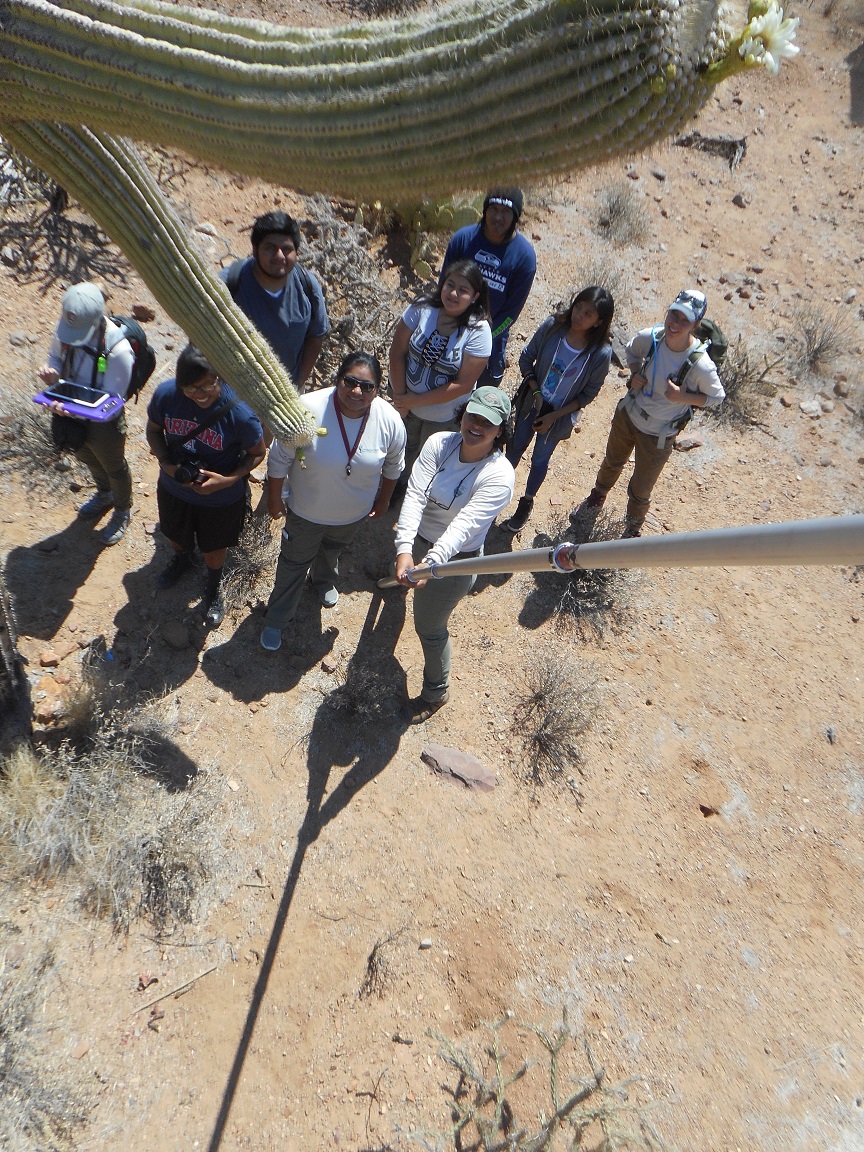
[1,1,864,1150]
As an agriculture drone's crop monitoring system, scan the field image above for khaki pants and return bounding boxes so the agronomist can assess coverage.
[595,401,674,525]
[75,412,132,511]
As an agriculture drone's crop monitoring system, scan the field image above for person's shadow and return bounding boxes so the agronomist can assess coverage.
[471,522,516,596]
[4,519,105,641]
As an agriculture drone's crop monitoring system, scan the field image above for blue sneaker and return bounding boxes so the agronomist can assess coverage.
[260,626,282,652]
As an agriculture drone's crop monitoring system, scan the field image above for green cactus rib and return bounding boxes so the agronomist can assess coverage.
[0,0,731,199]
[2,121,318,445]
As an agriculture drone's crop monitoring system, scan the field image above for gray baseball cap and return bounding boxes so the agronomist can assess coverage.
[57,283,105,345]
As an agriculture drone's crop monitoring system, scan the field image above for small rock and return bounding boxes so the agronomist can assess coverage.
[8,331,26,347]
[627,169,640,180]
[39,650,60,668]
[249,702,259,714]
[732,192,748,208]
[624,954,634,963]
[749,263,765,274]
[818,454,833,467]
[70,1040,90,1060]
[799,400,822,417]
[143,521,159,535]
[651,166,666,181]
[852,613,860,623]
[419,939,433,950]
[834,380,851,398]
[131,303,156,322]
[844,289,857,304]
[161,621,189,650]
[321,657,338,674]
[195,221,219,236]
[779,395,793,407]
[819,399,835,413]
[226,779,240,792]
[826,726,837,745]
[421,743,497,792]
[1,244,19,267]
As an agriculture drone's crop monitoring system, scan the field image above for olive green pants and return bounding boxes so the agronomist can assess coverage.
[75,411,133,511]
[410,534,475,704]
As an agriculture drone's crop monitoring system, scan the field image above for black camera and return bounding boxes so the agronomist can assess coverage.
[174,460,203,485]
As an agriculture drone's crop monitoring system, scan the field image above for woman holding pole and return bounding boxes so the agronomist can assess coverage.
[386,386,514,722]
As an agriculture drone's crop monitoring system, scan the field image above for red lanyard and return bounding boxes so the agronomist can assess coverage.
[334,400,370,476]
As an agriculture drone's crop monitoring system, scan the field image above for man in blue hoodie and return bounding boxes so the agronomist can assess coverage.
[440,187,537,386]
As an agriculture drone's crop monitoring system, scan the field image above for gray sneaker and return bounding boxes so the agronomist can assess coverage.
[77,491,114,520]
[101,508,130,545]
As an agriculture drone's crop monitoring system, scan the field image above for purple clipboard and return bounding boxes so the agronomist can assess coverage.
[34,380,125,422]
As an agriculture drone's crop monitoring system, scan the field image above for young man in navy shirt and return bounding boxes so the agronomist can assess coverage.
[440,188,537,386]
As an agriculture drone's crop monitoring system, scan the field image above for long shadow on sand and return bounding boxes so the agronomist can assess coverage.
[205,590,410,1151]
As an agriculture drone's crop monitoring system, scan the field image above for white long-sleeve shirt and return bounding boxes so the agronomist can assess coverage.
[267,387,406,526]
[395,431,514,566]
[47,319,134,399]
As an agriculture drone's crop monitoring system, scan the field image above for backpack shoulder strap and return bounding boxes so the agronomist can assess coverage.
[638,325,665,373]
[225,259,245,299]
[676,340,709,390]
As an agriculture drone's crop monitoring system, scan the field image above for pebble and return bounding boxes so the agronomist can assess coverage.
[844,289,857,303]
[131,303,156,322]
[9,331,26,347]
[818,455,833,467]
[419,939,433,950]
[779,395,793,408]
[39,650,60,667]
[819,399,835,413]
[833,380,851,398]
[826,726,837,745]
[799,400,822,417]
[1,245,18,267]
[321,657,338,673]
[195,222,219,236]
[651,167,666,181]
[732,192,748,208]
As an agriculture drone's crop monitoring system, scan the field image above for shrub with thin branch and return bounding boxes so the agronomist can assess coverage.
[790,302,855,374]
[401,1011,668,1151]
[0,391,87,499]
[705,337,782,428]
[221,508,279,612]
[510,653,597,787]
[596,181,648,246]
[554,510,635,638]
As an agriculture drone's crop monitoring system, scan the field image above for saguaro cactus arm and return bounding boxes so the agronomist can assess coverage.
[1,0,744,201]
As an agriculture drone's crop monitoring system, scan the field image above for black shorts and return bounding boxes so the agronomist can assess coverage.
[157,484,247,554]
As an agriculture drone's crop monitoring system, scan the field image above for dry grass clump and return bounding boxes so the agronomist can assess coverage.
[555,510,635,637]
[709,337,782,428]
[790,302,855,374]
[221,507,279,611]
[402,1011,667,1151]
[596,181,648,245]
[510,652,597,788]
[0,392,87,499]
[0,945,90,1151]
[0,688,221,933]
[0,138,58,209]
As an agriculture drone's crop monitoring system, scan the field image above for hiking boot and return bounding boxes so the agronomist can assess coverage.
[503,496,534,533]
[260,626,283,652]
[621,519,644,539]
[157,552,195,590]
[403,691,449,725]
[203,591,225,629]
[569,488,606,525]
[77,490,113,520]
[101,508,130,545]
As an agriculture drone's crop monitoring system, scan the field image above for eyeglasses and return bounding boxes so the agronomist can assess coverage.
[181,378,220,396]
[339,374,377,394]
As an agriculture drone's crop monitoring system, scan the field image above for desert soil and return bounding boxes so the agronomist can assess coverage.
[1,2,864,1149]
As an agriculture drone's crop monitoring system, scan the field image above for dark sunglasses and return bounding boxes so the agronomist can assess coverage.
[339,374,377,394]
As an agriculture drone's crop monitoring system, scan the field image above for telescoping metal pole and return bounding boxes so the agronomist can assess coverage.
[377,515,864,587]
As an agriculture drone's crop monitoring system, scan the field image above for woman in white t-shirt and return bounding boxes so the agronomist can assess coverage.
[386,386,515,723]
[502,286,614,533]
[389,259,492,477]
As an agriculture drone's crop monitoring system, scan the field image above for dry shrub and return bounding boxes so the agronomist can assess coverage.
[0,391,87,499]
[403,1011,667,1151]
[510,652,597,788]
[0,689,221,933]
[555,510,635,637]
[221,507,279,611]
[0,944,90,1150]
[301,193,402,383]
[359,929,403,1000]
[709,337,782,428]
[596,181,648,245]
[790,302,855,374]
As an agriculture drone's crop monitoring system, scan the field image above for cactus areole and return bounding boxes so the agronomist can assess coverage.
[0,0,797,440]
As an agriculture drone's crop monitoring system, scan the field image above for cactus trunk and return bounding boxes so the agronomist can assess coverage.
[0,0,731,201]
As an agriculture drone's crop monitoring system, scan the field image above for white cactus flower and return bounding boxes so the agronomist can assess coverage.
[738,4,800,75]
